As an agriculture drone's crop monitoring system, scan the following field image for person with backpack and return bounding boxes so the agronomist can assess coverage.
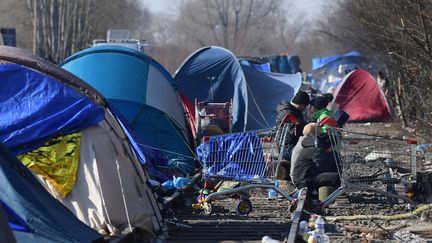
[274,91,310,180]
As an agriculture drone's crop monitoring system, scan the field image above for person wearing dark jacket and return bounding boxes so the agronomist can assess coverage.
[275,91,310,158]
[291,134,340,190]
[274,91,310,180]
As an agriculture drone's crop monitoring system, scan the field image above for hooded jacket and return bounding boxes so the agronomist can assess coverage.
[275,100,306,147]
[291,136,337,189]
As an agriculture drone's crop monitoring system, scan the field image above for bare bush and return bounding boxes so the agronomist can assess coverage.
[319,0,432,135]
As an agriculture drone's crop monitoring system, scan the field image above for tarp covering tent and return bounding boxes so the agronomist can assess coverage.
[333,69,392,122]
[268,55,301,74]
[174,46,302,132]
[61,46,195,178]
[0,46,162,236]
[312,51,362,70]
[239,55,301,74]
[311,54,370,93]
[0,143,102,243]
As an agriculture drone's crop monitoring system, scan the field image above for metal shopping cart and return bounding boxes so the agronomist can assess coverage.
[320,125,417,207]
[195,99,232,143]
[193,114,300,215]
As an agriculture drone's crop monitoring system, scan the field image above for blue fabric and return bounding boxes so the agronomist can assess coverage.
[61,46,194,178]
[107,99,194,177]
[312,51,361,70]
[238,55,301,74]
[176,47,301,131]
[109,106,185,181]
[0,142,101,242]
[175,47,248,132]
[0,199,31,232]
[0,64,104,155]
[241,65,301,130]
[268,55,301,74]
[252,63,271,72]
[311,53,368,92]
[61,47,151,106]
[198,132,265,181]
[121,104,194,176]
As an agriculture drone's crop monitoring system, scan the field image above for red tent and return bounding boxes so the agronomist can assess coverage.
[333,69,392,122]
[178,92,197,138]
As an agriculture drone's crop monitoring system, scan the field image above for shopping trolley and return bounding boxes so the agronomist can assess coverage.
[320,125,417,207]
[194,114,300,215]
[195,99,232,142]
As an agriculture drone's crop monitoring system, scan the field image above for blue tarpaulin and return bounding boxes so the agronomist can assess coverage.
[0,142,101,242]
[252,63,271,72]
[268,55,301,74]
[312,51,362,70]
[198,132,265,181]
[239,55,301,74]
[175,46,302,132]
[0,64,104,155]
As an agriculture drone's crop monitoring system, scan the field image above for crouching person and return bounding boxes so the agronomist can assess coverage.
[290,124,340,195]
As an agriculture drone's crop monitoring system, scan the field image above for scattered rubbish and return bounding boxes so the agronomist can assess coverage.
[162,176,191,191]
[315,215,329,243]
[173,176,191,189]
[307,231,317,243]
[161,180,174,191]
[268,180,279,199]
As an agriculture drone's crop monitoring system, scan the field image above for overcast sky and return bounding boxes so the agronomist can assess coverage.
[142,0,327,21]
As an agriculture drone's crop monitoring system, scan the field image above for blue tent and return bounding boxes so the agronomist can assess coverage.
[0,203,16,243]
[61,46,194,178]
[311,52,369,93]
[0,49,105,156]
[0,143,101,243]
[174,46,302,131]
[242,65,302,129]
[0,46,163,236]
[311,51,362,70]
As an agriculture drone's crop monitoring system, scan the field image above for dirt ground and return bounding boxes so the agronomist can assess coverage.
[324,121,432,242]
[167,121,432,242]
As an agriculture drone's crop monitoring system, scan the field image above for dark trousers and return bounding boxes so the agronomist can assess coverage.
[295,172,340,191]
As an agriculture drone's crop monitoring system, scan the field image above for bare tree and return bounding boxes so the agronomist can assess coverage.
[318,0,432,137]
[173,0,302,56]
[0,0,151,62]
[26,0,94,62]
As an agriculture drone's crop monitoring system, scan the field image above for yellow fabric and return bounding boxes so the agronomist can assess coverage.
[18,133,81,197]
